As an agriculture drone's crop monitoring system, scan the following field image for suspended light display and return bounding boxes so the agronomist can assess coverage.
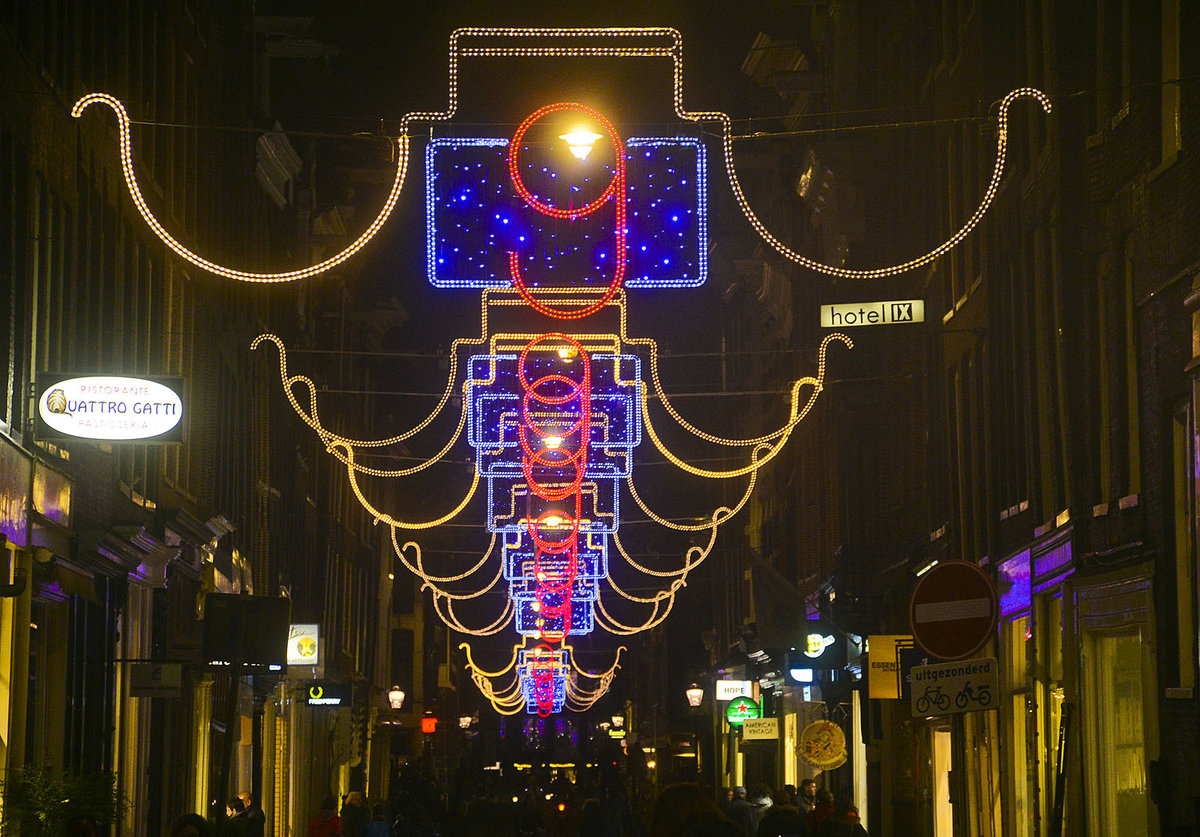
[73,28,1049,715]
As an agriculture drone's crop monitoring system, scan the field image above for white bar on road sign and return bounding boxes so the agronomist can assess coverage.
[913,598,994,623]
[820,300,925,328]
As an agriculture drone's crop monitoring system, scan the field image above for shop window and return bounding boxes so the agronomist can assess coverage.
[1082,628,1149,834]
[1036,592,1065,835]
[1002,614,1030,835]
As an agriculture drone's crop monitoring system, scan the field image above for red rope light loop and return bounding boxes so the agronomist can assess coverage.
[508,104,627,319]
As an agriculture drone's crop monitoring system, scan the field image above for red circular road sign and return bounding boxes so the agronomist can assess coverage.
[908,560,999,660]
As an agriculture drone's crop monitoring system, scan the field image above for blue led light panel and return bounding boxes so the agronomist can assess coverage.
[503,529,609,582]
[426,137,707,289]
[486,477,619,534]
[466,353,642,478]
[513,584,596,637]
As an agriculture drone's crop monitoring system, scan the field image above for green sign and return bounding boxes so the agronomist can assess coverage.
[725,696,760,725]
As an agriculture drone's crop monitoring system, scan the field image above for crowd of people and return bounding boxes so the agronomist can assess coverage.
[160,771,866,837]
[710,780,866,837]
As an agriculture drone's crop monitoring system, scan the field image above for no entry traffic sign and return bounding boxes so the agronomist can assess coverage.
[908,561,999,660]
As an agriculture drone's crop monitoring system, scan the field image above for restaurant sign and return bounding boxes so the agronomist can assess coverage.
[36,374,184,442]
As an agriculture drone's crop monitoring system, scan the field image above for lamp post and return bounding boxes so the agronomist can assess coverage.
[685,684,704,780]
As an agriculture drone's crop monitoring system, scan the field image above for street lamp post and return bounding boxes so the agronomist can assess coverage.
[685,684,704,780]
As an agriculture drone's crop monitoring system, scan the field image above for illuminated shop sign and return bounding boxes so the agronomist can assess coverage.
[715,680,753,701]
[306,682,349,706]
[287,624,321,666]
[36,374,184,442]
[725,696,760,725]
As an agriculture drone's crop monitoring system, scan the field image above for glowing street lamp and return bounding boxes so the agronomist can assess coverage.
[559,128,603,160]
[685,683,704,708]
[387,686,406,710]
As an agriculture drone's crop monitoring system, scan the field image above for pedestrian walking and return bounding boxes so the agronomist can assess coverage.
[724,786,758,837]
[805,790,833,834]
[305,796,343,837]
[169,813,212,837]
[755,790,809,837]
[814,798,866,837]
[797,780,817,812]
[237,792,266,837]
[341,791,369,837]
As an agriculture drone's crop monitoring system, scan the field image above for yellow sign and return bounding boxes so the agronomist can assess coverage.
[867,634,914,699]
[798,720,846,770]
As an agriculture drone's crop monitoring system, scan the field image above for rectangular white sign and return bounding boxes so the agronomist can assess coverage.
[287,623,321,666]
[129,663,182,698]
[820,300,925,328]
[715,680,754,701]
[910,657,999,717]
[741,717,779,740]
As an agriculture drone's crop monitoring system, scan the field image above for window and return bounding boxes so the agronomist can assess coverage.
[1082,630,1149,833]
[1002,614,1031,834]
[1095,0,1131,127]
[1159,0,1182,165]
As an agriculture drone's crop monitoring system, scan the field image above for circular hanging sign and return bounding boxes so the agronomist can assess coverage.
[725,696,760,725]
[798,720,847,770]
[908,560,1000,661]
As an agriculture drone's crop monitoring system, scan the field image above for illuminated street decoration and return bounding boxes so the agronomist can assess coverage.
[73,28,1050,714]
[73,28,1048,283]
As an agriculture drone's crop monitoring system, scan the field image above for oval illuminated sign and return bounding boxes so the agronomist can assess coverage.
[725,696,760,725]
[37,375,183,441]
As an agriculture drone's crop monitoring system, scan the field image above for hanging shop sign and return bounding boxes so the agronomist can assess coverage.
[725,697,760,725]
[287,624,321,666]
[788,620,847,678]
[306,682,350,706]
[128,663,183,699]
[910,657,999,717]
[867,635,915,699]
[741,717,779,740]
[36,374,184,443]
[715,680,754,701]
[797,720,847,771]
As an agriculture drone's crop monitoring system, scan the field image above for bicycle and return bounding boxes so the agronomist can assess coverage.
[915,685,951,713]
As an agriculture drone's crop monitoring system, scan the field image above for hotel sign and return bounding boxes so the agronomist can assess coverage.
[820,300,925,328]
[36,374,184,442]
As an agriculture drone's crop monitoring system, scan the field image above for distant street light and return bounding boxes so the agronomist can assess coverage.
[686,683,704,708]
[459,715,473,729]
[611,714,625,729]
[388,686,406,710]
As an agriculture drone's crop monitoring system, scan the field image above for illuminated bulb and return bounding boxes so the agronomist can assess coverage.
[531,601,542,612]
[543,515,564,528]
[387,572,395,580]
[557,347,577,359]
[544,435,563,449]
[560,128,603,160]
